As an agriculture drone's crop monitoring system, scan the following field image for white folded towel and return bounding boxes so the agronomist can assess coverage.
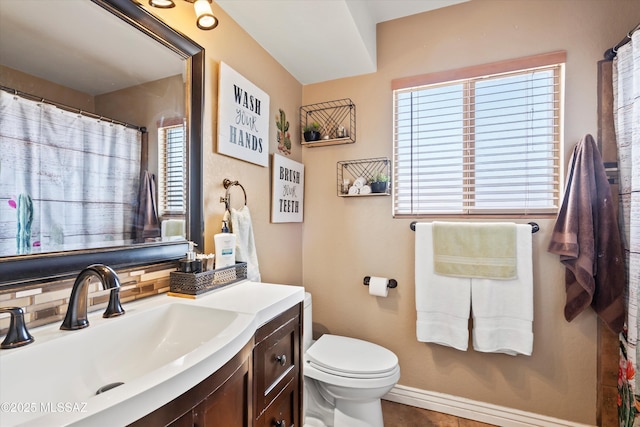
[353,177,366,188]
[415,223,471,351]
[471,224,533,356]
[229,206,261,282]
[359,185,372,195]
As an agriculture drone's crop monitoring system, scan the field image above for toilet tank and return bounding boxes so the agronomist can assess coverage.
[304,292,312,352]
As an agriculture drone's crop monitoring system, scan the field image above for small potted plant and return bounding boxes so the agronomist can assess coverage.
[370,172,389,193]
[303,122,321,142]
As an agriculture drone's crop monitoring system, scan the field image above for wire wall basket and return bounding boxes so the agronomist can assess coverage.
[337,157,391,197]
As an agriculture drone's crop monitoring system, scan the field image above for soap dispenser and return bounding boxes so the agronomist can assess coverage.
[178,241,202,273]
[214,220,236,269]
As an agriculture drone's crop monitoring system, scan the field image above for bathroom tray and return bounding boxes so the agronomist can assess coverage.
[168,262,248,298]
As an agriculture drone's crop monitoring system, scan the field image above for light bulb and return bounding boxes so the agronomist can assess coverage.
[194,0,218,30]
[149,0,175,8]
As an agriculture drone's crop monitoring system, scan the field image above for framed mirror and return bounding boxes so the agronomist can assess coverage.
[0,0,204,285]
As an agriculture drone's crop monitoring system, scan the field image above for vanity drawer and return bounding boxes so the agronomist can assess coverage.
[256,378,298,427]
[254,304,301,417]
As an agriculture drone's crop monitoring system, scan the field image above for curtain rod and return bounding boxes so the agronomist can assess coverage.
[0,85,146,132]
[604,22,640,60]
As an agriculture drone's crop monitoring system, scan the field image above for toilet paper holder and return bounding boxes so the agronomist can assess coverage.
[363,276,397,288]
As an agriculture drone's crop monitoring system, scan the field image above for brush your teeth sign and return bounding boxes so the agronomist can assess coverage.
[217,62,270,167]
[272,154,304,223]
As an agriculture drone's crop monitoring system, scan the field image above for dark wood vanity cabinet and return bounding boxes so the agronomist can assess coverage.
[253,304,301,427]
[129,339,253,427]
[129,302,302,427]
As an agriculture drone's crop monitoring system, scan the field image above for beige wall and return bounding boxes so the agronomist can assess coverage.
[301,0,640,424]
[147,3,304,286]
[0,64,94,111]
[146,0,640,424]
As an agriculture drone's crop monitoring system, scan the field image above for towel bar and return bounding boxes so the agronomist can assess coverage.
[409,221,539,233]
[363,276,397,288]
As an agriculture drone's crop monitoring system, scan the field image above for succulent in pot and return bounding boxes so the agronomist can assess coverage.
[303,122,322,142]
[370,172,389,193]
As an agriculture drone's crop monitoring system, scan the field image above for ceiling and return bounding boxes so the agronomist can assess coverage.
[0,0,184,96]
[0,0,467,96]
[216,0,469,84]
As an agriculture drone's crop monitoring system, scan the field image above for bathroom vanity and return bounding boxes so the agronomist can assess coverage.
[131,299,302,426]
[0,281,304,427]
[253,304,301,426]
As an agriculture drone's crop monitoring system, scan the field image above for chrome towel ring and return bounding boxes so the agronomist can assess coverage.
[220,178,247,212]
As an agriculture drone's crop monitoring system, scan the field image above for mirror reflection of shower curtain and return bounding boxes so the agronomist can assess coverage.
[0,90,142,255]
[613,30,640,426]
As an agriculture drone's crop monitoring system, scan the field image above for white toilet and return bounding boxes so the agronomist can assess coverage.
[303,292,400,427]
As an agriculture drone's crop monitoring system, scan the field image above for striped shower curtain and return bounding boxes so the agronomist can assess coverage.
[614,30,640,426]
[0,90,142,255]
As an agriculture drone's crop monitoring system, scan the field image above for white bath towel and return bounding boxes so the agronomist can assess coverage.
[471,224,533,356]
[415,223,471,351]
[229,206,261,282]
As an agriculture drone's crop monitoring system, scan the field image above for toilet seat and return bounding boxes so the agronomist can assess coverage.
[305,335,398,379]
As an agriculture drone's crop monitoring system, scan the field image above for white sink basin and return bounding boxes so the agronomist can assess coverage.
[0,301,255,426]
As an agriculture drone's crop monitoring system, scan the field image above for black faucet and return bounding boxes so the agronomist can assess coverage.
[60,264,125,331]
[0,307,34,349]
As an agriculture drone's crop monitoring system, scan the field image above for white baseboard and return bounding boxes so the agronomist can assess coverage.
[383,385,595,427]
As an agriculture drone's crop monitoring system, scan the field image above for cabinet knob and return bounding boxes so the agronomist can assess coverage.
[274,419,286,427]
[275,354,287,366]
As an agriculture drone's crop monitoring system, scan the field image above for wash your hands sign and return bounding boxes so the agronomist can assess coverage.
[217,61,270,167]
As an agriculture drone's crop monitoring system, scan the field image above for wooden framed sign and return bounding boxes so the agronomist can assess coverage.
[217,61,270,167]
[271,154,304,223]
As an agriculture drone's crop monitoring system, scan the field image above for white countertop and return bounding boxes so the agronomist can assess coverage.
[191,280,306,326]
[0,280,304,427]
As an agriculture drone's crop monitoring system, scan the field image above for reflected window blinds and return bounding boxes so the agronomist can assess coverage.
[158,123,186,216]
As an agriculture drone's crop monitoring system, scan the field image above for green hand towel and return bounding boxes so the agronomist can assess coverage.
[432,221,517,279]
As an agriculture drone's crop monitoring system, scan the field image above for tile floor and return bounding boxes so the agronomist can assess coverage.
[382,400,497,427]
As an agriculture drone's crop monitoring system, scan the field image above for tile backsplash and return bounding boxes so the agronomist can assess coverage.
[0,261,177,334]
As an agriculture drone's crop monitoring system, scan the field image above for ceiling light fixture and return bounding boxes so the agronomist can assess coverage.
[149,0,175,8]
[148,0,218,30]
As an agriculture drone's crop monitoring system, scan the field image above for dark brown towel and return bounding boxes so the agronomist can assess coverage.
[134,170,161,242]
[547,134,625,333]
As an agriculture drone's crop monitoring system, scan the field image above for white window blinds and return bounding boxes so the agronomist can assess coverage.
[158,123,186,216]
[392,52,565,217]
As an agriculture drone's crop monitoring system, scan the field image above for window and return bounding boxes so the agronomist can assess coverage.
[392,51,565,217]
[158,121,186,216]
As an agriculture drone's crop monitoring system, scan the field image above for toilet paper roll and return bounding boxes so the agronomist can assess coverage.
[368,276,389,297]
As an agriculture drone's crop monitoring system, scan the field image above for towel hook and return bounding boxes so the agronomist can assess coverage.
[220,178,248,212]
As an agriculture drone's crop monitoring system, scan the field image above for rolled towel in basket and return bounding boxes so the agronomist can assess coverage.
[353,177,366,188]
